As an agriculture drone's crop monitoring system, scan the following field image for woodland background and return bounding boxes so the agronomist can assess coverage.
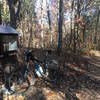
[0,0,100,55]
[0,0,100,100]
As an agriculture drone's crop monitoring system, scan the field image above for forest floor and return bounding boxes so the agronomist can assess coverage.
[0,49,100,100]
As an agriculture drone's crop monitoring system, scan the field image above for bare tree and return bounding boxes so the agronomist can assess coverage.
[57,0,63,56]
[7,0,21,28]
[94,6,100,44]
[0,4,2,24]
[70,0,74,49]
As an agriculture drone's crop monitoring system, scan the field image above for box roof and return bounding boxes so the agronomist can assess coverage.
[0,25,18,35]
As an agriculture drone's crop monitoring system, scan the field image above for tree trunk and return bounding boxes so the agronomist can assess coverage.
[73,21,76,53]
[83,24,86,43]
[73,0,81,53]
[46,0,53,45]
[0,3,2,24]
[57,0,63,56]
[9,3,16,28]
[41,0,44,48]
[7,0,21,29]
[28,26,33,48]
[94,7,100,44]
[70,0,74,49]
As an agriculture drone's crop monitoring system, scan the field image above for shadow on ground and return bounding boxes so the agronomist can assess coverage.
[25,88,46,100]
[0,49,100,100]
[47,52,100,100]
[25,50,100,100]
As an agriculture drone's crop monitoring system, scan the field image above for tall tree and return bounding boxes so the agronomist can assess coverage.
[40,0,44,48]
[70,0,74,49]
[94,6,100,44]
[0,3,2,24]
[57,0,63,56]
[28,0,36,48]
[7,0,21,28]
[0,1,2,24]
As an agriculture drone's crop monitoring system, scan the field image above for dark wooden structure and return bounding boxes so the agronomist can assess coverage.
[0,25,18,56]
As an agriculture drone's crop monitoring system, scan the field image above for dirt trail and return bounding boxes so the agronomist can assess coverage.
[0,49,100,100]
